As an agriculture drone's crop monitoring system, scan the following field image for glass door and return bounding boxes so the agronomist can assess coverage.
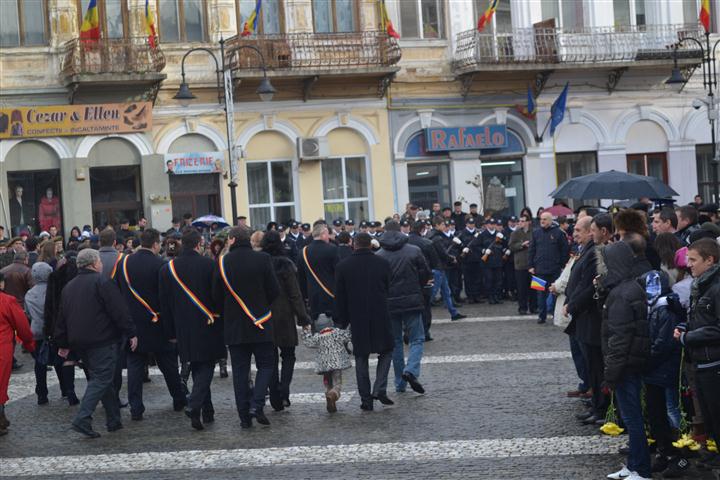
[408,162,451,211]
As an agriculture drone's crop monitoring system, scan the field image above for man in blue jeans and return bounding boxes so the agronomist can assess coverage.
[377,221,432,393]
[528,212,569,324]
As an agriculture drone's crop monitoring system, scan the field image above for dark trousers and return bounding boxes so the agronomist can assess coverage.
[421,287,433,338]
[483,267,502,300]
[187,361,214,414]
[126,345,185,417]
[113,339,126,401]
[645,382,681,457]
[515,269,537,313]
[695,365,720,441]
[33,339,75,399]
[569,335,589,393]
[228,342,275,416]
[584,342,608,416]
[269,346,296,404]
[354,352,392,404]
[503,261,515,295]
[74,343,121,430]
[536,271,559,320]
[462,262,483,299]
[447,266,462,300]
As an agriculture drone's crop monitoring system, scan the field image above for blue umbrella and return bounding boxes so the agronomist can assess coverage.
[549,170,678,200]
[191,215,229,229]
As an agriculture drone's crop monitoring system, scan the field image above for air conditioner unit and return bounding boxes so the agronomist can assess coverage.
[297,136,329,161]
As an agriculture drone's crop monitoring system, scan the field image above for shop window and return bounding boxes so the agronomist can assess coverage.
[478,130,526,217]
[170,174,221,220]
[400,0,444,39]
[321,156,370,222]
[236,0,283,34]
[158,0,207,43]
[696,144,719,204]
[408,163,452,211]
[77,0,128,39]
[6,171,61,236]
[556,151,598,210]
[0,0,48,47]
[627,152,668,183]
[312,0,355,33]
[247,160,296,228]
[90,166,143,229]
[541,0,584,29]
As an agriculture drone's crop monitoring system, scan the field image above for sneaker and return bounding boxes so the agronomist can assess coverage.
[661,456,689,478]
[626,473,651,480]
[607,465,632,479]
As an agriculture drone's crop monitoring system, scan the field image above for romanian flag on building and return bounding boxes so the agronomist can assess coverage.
[517,85,537,120]
[700,0,711,33]
[477,0,499,32]
[380,0,400,39]
[241,0,262,37]
[145,0,158,49]
[79,0,100,41]
[530,275,547,291]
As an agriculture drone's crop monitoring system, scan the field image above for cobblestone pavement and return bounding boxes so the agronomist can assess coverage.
[1,302,717,479]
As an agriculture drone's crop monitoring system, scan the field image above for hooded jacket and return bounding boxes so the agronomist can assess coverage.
[599,241,651,386]
[683,263,720,367]
[376,230,430,314]
[24,262,53,340]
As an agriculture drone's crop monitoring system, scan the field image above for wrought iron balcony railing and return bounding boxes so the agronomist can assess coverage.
[453,24,704,73]
[225,31,401,73]
[61,37,165,78]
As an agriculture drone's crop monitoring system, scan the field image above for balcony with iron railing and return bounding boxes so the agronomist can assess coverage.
[224,30,401,100]
[61,37,166,103]
[453,24,704,74]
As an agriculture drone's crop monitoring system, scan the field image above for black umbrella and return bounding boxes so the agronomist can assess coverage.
[549,170,678,200]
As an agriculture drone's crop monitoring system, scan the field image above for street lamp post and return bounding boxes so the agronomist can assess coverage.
[174,38,276,225]
[667,31,720,200]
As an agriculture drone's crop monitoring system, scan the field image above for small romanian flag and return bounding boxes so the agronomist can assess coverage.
[241,0,262,37]
[79,0,100,41]
[530,275,547,291]
[380,0,400,39]
[477,0,499,33]
[144,0,157,49]
[700,0,711,33]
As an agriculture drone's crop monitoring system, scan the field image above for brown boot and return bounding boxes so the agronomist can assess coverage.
[325,390,338,413]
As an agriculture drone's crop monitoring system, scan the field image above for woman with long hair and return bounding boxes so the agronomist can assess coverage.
[261,230,311,411]
[654,233,683,285]
[37,240,58,270]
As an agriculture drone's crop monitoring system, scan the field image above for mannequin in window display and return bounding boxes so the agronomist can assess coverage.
[38,188,62,233]
[484,176,509,214]
[8,185,33,236]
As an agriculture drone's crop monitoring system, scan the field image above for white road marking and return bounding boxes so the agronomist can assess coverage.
[0,435,623,477]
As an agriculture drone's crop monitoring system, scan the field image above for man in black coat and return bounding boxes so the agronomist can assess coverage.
[563,217,607,423]
[55,249,137,438]
[376,221,431,394]
[116,228,186,421]
[159,229,225,430]
[297,223,339,323]
[529,212,570,324]
[408,221,440,341]
[335,233,394,411]
[213,226,280,428]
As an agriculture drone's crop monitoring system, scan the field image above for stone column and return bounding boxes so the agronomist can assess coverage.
[59,157,93,237]
[140,154,172,231]
[523,145,555,210]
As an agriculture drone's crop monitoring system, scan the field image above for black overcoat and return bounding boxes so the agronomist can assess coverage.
[269,255,310,348]
[297,240,339,319]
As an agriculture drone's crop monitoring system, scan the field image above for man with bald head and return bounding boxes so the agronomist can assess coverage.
[528,211,569,324]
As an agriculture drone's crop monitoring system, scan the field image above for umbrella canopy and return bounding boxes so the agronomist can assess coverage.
[549,170,678,200]
[544,204,573,217]
[191,215,229,229]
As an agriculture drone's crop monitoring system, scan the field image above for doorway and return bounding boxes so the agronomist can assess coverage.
[90,165,143,228]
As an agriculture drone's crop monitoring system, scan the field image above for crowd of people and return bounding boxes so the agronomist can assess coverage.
[0,195,718,480]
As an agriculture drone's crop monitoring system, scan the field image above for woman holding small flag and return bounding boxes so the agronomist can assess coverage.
[159,229,225,431]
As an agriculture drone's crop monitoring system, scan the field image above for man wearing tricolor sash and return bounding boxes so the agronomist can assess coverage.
[159,229,225,431]
[116,228,186,421]
[297,223,340,325]
[212,226,280,429]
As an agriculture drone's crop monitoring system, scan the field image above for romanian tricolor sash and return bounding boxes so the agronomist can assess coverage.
[109,252,123,280]
[302,246,335,299]
[218,255,271,330]
[168,260,219,325]
[122,255,159,323]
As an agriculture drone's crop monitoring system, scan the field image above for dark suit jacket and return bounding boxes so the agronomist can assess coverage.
[9,197,33,231]
[564,241,601,346]
[297,240,339,319]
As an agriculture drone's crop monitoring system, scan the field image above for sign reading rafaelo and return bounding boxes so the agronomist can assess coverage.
[0,102,152,139]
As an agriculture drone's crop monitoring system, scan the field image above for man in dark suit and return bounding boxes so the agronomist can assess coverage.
[116,228,186,421]
[8,185,33,235]
[159,229,225,430]
[563,216,607,423]
[297,223,339,323]
[335,233,394,411]
[213,226,280,429]
[284,221,302,262]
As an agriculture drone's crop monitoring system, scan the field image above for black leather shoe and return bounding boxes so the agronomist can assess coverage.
[66,392,80,406]
[424,335,434,342]
[581,414,603,425]
[202,410,215,424]
[373,394,394,406]
[360,402,373,411]
[575,411,594,421]
[71,423,101,438]
[107,423,123,432]
[185,409,204,431]
[252,410,270,426]
[451,313,466,321]
[283,398,291,408]
[401,372,425,394]
[173,398,188,412]
[37,396,48,405]
[270,396,284,412]
[240,414,252,429]
[537,318,546,324]
[131,413,143,421]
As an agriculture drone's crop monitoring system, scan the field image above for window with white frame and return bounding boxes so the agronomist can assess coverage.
[321,156,370,222]
[246,160,296,228]
[399,0,444,39]
[541,0,584,29]
[0,0,48,47]
[473,0,512,32]
[612,0,646,27]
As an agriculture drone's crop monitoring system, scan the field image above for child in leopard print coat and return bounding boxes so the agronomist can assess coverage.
[303,324,352,413]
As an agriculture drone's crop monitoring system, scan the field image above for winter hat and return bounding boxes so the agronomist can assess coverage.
[674,247,688,270]
[30,262,53,284]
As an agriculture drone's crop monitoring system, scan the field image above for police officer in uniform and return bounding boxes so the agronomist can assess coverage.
[345,220,356,238]
[445,219,464,305]
[459,217,484,303]
[285,221,303,261]
[480,219,508,304]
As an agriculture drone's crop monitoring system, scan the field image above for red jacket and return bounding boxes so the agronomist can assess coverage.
[0,291,34,351]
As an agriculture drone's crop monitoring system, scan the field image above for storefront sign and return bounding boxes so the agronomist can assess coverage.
[164,152,224,175]
[424,125,508,152]
[0,102,152,139]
